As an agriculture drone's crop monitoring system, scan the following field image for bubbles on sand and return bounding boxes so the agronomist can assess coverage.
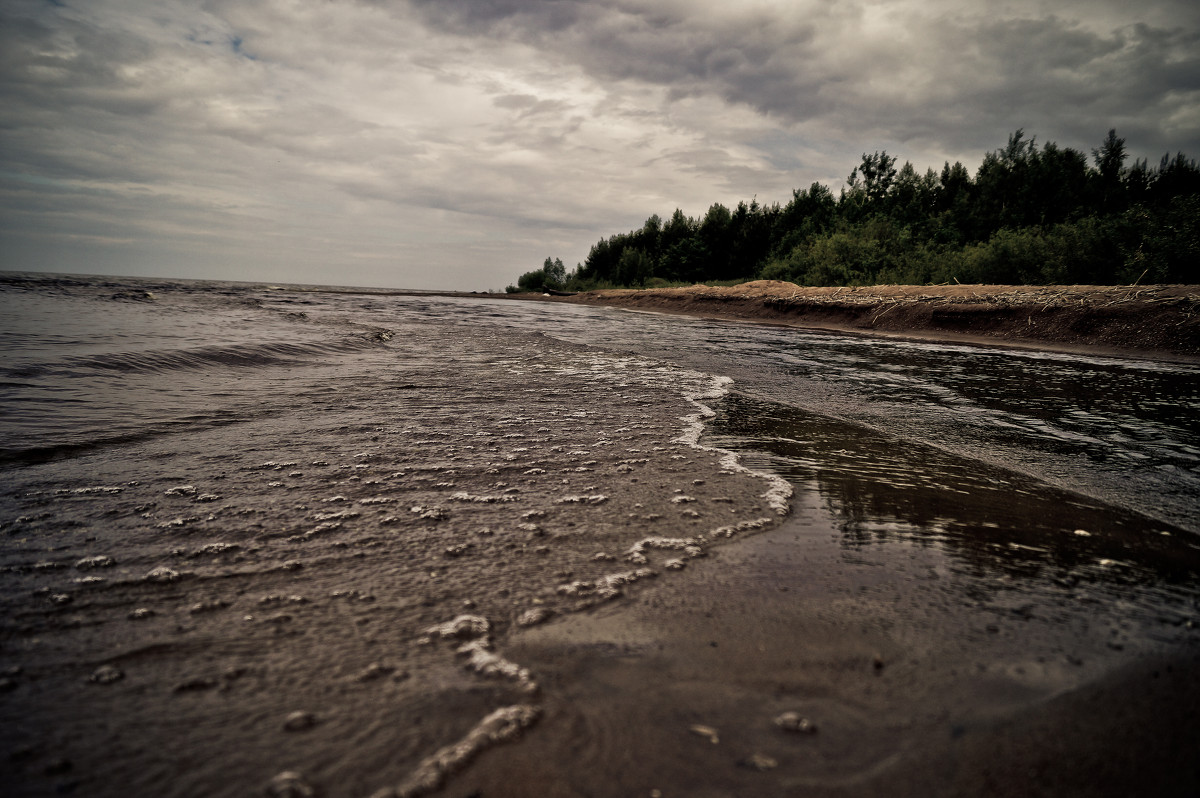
[370,705,542,798]
[353,662,402,683]
[774,711,818,734]
[282,711,318,732]
[88,665,124,685]
[449,492,518,504]
[516,607,554,627]
[266,771,316,798]
[624,536,703,565]
[558,494,609,505]
[74,555,115,570]
[556,568,659,604]
[425,615,491,640]
[143,566,181,583]
[456,640,537,693]
[423,614,537,693]
[188,598,230,614]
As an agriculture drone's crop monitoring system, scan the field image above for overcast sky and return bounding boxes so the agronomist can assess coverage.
[2,0,1198,290]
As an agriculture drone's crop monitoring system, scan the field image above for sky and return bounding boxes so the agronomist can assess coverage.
[1,0,1198,291]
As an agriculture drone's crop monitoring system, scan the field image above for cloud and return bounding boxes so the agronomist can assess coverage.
[409,0,1200,158]
[0,0,1197,289]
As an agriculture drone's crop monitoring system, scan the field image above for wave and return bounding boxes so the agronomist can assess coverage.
[0,408,271,467]
[2,335,391,378]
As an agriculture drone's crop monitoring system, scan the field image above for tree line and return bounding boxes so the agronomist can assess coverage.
[510,130,1200,291]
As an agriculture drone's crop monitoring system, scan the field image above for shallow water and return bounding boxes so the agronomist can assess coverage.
[1,272,1197,797]
[369,293,1200,534]
[711,393,1199,621]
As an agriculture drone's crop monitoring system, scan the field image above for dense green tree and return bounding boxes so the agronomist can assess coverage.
[1122,194,1200,283]
[658,209,699,281]
[543,257,566,286]
[1092,128,1127,213]
[771,182,836,257]
[938,160,972,209]
[842,151,898,221]
[730,198,777,279]
[616,248,654,286]
[1150,153,1200,203]
[697,203,733,280]
[516,129,1199,291]
[1033,142,1090,224]
[1126,158,1152,205]
[888,162,939,227]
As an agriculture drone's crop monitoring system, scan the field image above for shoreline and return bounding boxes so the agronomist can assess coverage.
[544,281,1200,362]
[462,484,1200,797]
[10,270,1196,361]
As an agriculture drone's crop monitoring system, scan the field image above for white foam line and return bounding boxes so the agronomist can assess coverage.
[370,704,541,798]
[385,614,542,797]
[557,567,659,599]
[455,639,538,693]
[673,374,793,516]
[421,614,538,694]
[624,536,702,565]
[612,375,793,573]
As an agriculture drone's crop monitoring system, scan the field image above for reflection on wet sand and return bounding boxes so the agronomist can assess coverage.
[712,392,1200,622]
[493,392,1199,798]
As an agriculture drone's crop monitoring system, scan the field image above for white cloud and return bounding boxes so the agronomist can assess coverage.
[0,0,1197,289]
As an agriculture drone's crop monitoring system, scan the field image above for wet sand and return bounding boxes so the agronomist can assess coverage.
[456,388,1200,797]
[464,490,1200,797]
[554,282,1200,360]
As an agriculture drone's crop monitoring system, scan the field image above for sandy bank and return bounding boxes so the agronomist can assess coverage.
[552,282,1200,360]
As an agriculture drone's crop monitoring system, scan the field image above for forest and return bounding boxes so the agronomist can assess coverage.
[510,130,1200,292]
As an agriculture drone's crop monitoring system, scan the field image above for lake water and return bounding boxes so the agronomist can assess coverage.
[1,272,1197,797]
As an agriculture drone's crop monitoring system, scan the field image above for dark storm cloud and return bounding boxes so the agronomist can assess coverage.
[0,13,159,120]
[408,0,1200,158]
[411,0,822,114]
[407,0,587,35]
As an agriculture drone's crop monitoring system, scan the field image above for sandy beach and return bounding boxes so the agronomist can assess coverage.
[550,281,1200,360]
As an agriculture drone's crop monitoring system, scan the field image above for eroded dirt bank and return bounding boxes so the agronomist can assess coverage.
[557,282,1200,359]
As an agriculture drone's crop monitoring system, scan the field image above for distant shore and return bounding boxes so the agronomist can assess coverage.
[534,281,1200,360]
[11,272,1196,359]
